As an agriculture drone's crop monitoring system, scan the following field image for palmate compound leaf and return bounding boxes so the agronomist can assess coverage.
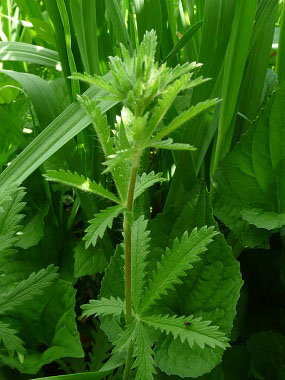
[141,314,229,350]
[0,187,25,253]
[134,172,167,201]
[81,297,125,319]
[44,169,121,204]
[132,322,156,380]
[0,265,58,315]
[139,226,217,313]
[0,321,26,355]
[131,217,151,312]
[112,320,138,354]
[84,205,125,248]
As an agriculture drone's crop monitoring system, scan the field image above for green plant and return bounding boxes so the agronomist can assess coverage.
[43,31,239,380]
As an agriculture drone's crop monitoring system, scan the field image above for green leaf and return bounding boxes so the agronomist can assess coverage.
[0,322,26,355]
[0,75,118,192]
[150,181,242,378]
[0,187,25,254]
[152,98,220,142]
[33,372,111,380]
[133,322,156,380]
[149,138,196,151]
[162,20,203,63]
[74,241,108,277]
[44,169,121,204]
[84,205,125,248]
[131,217,151,312]
[0,265,58,315]
[113,321,137,353]
[102,149,133,174]
[140,226,217,313]
[141,314,229,350]
[81,297,125,318]
[134,172,167,200]
[213,85,285,247]
[0,42,61,69]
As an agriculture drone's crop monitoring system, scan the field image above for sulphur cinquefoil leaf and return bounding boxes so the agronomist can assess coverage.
[84,205,125,248]
[148,138,196,151]
[113,321,138,354]
[0,322,26,355]
[102,149,133,174]
[213,85,285,248]
[81,297,125,318]
[152,98,220,142]
[0,265,58,315]
[133,322,156,380]
[134,172,167,200]
[150,181,242,378]
[0,187,25,254]
[44,169,121,204]
[131,217,151,312]
[140,226,217,313]
[141,314,229,350]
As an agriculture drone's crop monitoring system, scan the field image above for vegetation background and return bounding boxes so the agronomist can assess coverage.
[0,0,284,379]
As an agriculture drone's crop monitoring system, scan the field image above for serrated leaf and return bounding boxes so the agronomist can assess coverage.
[0,322,26,355]
[81,297,125,318]
[141,74,190,144]
[102,149,133,174]
[113,321,138,354]
[44,169,121,204]
[149,138,196,151]
[0,187,25,253]
[152,98,220,142]
[84,205,125,248]
[133,322,156,380]
[140,226,217,313]
[141,314,229,350]
[78,95,114,156]
[71,73,121,98]
[131,217,151,312]
[0,265,58,315]
[134,172,167,200]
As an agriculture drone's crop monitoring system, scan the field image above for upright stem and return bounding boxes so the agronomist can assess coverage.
[123,151,141,380]
[124,151,141,324]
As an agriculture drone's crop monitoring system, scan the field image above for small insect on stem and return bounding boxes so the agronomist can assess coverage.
[184,321,191,326]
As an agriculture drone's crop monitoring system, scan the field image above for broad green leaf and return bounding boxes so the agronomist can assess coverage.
[131,216,151,311]
[15,212,45,249]
[0,187,25,253]
[84,205,125,248]
[0,322,26,355]
[44,169,121,204]
[81,297,125,318]
[134,172,167,200]
[152,98,220,143]
[277,2,285,83]
[141,314,228,350]
[0,42,61,69]
[150,181,242,378]
[74,241,108,277]
[0,280,83,374]
[133,322,156,380]
[140,226,217,313]
[0,265,58,315]
[213,86,285,247]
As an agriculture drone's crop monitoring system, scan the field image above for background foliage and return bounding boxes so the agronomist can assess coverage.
[0,0,284,378]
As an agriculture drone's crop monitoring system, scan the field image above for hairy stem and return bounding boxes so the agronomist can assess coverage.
[123,151,141,380]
